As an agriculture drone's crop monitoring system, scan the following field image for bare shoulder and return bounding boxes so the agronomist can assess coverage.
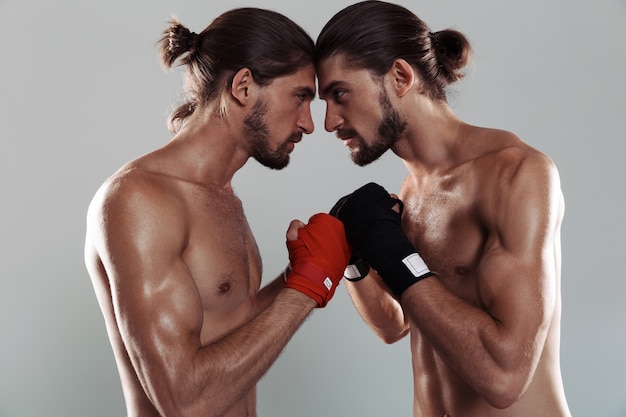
[90,166,179,214]
[472,130,564,229]
[473,129,561,192]
[86,166,188,250]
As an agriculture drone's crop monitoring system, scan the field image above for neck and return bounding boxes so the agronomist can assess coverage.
[155,107,251,189]
[392,98,467,176]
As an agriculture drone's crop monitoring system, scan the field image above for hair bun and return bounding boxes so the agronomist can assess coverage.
[430,29,471,83]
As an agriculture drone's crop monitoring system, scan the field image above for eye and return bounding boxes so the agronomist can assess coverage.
[296,92,313,105]
[333,89,346,102]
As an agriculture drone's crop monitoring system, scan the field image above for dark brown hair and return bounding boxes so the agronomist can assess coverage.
[159,8,315,133]
[316,0,472,102]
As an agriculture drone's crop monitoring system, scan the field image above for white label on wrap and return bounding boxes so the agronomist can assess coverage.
[344,265,361,280]
[402,253,430,278]
[323,277,333,290]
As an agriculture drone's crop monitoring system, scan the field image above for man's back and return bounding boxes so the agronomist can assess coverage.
[399,126,570,416]
[85,157,262,416]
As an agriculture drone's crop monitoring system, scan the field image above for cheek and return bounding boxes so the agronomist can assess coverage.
[350,102,380,128]
[271,102,295,121]
[266,110,293,139]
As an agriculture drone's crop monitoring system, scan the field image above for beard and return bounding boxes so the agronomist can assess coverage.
[341,88,407,166]
[244,99,299,170]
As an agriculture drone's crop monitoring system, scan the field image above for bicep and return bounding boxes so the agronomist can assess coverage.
[110,250,203,368]
[478,248,555,351]
[96,189,203,395]
[477,157,562,357]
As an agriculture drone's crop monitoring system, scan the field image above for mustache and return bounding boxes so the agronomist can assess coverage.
[288,132,303,143]
[336,128,360,140]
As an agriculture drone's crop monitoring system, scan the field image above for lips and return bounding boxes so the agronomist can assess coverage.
[336,128,359,145]
[337,133,357,148]
[285,133,302,153]
[342,138,355,147]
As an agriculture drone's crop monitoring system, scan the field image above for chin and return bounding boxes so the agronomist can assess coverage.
[272,157,291,170]
[351,150,384,167]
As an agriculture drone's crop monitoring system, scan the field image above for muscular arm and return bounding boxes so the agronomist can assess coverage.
[334,188,409,343]
[257,273,287,311]
[401,155,564,408]
[345,272,409,344]
[90,181,316,417]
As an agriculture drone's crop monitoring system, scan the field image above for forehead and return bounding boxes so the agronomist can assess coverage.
[317,54,377,96]
[270,64,316,92]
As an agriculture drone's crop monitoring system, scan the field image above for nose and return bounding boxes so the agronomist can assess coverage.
[298,104,314,134]
[324,103,342,133]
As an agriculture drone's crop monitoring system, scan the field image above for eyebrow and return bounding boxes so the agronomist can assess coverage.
[295,86,316,100]
[319,80,348,100]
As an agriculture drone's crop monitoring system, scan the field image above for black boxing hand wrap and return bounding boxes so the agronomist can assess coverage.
[334,183,433,297]
[343,251,370,282]
[330,194,370,282]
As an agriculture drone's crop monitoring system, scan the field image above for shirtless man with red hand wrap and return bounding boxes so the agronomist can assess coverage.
[84,8,350,417]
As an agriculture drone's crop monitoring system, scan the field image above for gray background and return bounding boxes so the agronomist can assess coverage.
[1,0,624,416]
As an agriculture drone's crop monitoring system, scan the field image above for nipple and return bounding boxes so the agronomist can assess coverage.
[218,281,231,295]
[454,266,470,275]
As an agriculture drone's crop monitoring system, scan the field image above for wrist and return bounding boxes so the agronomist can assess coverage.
[344,257,370,282]
[282,287,319,309]
[284,261,337,308]
[378,252,433,298]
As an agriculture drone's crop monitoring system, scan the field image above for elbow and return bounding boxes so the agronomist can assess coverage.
[485,389,521,410]
[483,373,528,409]
[376,327,409,345]
[380,334,401,345]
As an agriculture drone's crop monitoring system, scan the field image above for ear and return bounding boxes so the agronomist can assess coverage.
[388,59,415,98]
[230,68,257,106]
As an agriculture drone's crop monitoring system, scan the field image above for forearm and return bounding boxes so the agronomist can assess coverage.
[256,272,287,311]
[346,272,409,344]
[153,212,347,415]
[158,289,316,417]
[400,278,532,407]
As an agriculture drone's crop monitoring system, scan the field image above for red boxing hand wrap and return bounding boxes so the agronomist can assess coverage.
[285,213,351,307]
[283,261,334,306]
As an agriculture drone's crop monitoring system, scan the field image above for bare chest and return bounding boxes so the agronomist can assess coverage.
[401,177,486,305]
[182,189,262,319]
